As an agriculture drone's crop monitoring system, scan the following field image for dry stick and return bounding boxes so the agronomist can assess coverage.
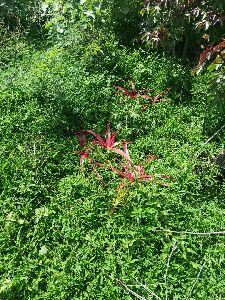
[154,229,225,236]
[204,123,225,144]
[139,283,162,300]
[115,279,147,300]
[185,258,207,300]
[164,241,177,300]
[115,279,162,300]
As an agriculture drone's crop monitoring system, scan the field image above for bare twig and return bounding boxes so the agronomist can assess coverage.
[139,283,162,300]
[204,124,225,144]
[115,278,162,300]
[154,229,225,236]
[164,241,177,300]
[115,279,147,300]
[185,258,207,300]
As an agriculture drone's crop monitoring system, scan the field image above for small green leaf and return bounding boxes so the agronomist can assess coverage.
[39,246,48,256]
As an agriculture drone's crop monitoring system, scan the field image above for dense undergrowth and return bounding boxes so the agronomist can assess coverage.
[1,6,225,299]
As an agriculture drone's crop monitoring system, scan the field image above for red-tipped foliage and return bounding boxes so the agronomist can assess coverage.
[199,39,225,66]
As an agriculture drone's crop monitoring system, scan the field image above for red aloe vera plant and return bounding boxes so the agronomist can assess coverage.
[74,124,132,187]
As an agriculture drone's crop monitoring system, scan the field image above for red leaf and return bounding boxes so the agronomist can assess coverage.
[198,40,225,66]
[112,147,132,162]
[105,123,119,148]
[115,81,138,99]
[141,88,170,111]
[80,151,89,166]
[122,141,132,162]
[84,125,131,162]
[75,131,87,147]
[84,129,106,146]
[141,94,154,100]
[146,154,158,163]
[139,175,154,181]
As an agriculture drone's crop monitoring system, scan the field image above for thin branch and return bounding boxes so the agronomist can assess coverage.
[164,241,177,300]
[115,279,147,300]
[115,279,162,300]
[154,229,225,236]
[185,258,207,300]
[139,284,162,300]
[204,124,225,144]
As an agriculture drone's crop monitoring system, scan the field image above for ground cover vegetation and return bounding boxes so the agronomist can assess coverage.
[1,0,225,299]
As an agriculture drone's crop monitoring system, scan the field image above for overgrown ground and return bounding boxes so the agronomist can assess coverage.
[1,30,225,299]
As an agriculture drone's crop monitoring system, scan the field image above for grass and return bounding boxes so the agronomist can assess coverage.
[1,32,225,299]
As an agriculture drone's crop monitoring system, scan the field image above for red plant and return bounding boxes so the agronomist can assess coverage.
[115,80,155,100]
[115,80,170,111]
[115,80,139,99]
[75,124,132,182]
[141,88,171,111]
[84,124,131,162]
[80,151,89,166]
[75,124,172,194]
[75,131,87,147]
[97,160,170,186]
[85,124,118,148]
